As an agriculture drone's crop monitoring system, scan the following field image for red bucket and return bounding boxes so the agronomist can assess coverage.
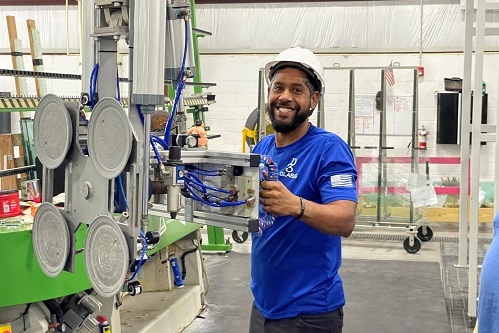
[0,189,20,218]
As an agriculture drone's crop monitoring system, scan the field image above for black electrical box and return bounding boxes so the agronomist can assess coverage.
[436,92,487,145]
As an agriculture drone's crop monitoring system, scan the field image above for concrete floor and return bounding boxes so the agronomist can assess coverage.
[182,223,492,333]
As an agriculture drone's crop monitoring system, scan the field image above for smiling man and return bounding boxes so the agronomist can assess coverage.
[249,47,358,333]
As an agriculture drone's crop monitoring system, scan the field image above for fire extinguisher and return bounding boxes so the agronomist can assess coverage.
[418,125,428,149]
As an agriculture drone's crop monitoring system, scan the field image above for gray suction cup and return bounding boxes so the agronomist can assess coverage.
[33,94,73,169]
[88,98,132,179]
[85,215,129,297]
[32,202,71,277]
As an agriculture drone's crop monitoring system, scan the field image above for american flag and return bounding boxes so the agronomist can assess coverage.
[385,61,395,86]
[330,174,354,188]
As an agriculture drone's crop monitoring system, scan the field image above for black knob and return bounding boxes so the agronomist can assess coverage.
[146,231,161,245]
[168,146,182,163]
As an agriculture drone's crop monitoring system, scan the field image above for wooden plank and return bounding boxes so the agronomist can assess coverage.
[27,19,47,97]
[426,207,494,223]
[11,134,27,187]
[6,16,28,117]
[358,206,418,218]
[6,16,21,95]
[358,205,494,223]
[11,134,24,157]
[358,195,494,223]
[0,134,18,190]
[14,157,27,189]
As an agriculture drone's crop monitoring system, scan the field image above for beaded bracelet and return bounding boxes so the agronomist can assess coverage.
[297,197,305,220]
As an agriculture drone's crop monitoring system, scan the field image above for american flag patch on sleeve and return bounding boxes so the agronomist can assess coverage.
[330,174,354,187]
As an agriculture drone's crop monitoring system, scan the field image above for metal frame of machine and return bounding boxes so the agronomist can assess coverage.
[0,1,261,332]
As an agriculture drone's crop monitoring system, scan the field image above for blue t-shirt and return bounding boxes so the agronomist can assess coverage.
[251,124,358,319]
[478,213,499,333]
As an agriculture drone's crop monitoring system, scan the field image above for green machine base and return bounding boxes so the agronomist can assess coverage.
[0,215,201,308]
[201,226,232,252]
[0,225,91,308]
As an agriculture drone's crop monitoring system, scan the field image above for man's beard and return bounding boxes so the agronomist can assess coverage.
[268,104,309,134]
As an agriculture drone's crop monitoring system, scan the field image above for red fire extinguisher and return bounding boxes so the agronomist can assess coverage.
[418,125,428,149]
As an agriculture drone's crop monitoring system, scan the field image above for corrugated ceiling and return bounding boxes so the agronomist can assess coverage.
[0,0,369,5]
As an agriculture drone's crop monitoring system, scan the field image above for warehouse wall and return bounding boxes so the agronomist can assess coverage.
[0,0,498,183]
[197,52,498,183]
[1,51,496,183]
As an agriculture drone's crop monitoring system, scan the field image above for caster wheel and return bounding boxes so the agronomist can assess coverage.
[232,230,249,243]
[403,237,421,254]
[417,226,433,242]
[127,281,142,296]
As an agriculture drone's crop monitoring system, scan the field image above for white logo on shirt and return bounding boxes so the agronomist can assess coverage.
[280,158,298,179]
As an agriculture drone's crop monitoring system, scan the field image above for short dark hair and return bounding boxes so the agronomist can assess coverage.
[195,119,203,126]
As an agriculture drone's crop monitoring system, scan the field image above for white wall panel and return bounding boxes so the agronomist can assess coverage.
[1,2,498,180]
[0,6,79,52]
[0,2,498,53]
[195,1,498,53]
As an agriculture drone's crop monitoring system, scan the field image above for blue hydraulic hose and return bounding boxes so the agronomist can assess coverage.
[137,104,164,165]
[151,135,167,149]
[214,200,248,207]
[137,104,145,123]
[184,180,206,194]
[183,175,247,205]
[127,230,147,281]
[182,175,218,194]
[164,19,190,144]
[183,173,225,191]
[183,172,203,185]
[182,174,207,193]
[189,170,219,177]
[137,106,168,148]
[81,115,89,127]
[116,70,121,101]
[164,80,185,145]
[179,20,189,79]
[187,166,220,176]
[150,136,163,165]
[89,63,99,108]
[183,178,208,194]
[136,104,166,150]
[81,115,89,155]
[184,182,246,208]
[183,176,232,194]
[184,182,224,208]
[189,166,219,173]
[116,174,129,209]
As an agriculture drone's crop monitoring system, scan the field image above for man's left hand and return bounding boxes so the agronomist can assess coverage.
[260,180,299,217]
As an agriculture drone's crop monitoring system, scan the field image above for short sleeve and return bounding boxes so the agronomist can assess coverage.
[317,138,358,204]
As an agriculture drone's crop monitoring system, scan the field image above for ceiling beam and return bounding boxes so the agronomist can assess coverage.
[196,0,368,3]
[0,0,76,5]
[0,0,368,5]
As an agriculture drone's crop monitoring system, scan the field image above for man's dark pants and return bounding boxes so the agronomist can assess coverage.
[249,304,343,333]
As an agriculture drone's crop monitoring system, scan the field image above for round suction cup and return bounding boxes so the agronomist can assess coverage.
[88,98,132,179]
[33,94,73,169]
[32,202,71,277]
[85,215,129,297]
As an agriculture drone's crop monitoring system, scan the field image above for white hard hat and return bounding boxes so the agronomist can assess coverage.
[265,46,325,95]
